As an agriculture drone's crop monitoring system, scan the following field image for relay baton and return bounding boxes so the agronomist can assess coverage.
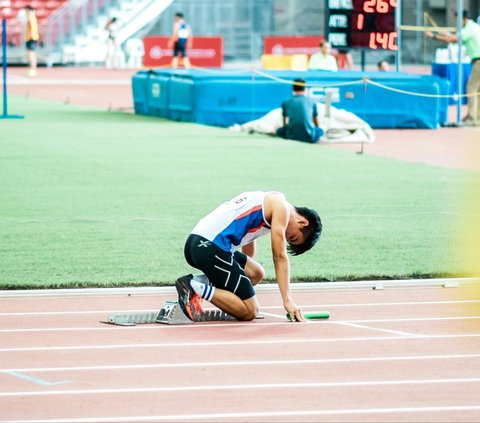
[286,311,330,321]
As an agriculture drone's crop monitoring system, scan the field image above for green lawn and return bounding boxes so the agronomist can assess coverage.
[1,96,478,288]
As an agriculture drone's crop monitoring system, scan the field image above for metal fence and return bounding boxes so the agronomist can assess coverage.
[146,0,479,65]
[147,0,275,60]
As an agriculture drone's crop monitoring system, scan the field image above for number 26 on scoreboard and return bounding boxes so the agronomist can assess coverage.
[369,32,398,50]
[364,0,397,13]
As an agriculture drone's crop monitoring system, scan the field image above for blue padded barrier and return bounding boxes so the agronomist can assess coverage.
[132,69,451,129]
[131,71,151,115]
[147,72,172,119]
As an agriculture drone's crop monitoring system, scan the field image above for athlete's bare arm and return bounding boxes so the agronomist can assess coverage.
[265,193,304,322]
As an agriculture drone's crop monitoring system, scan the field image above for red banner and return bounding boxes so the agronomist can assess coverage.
[263,36,325,56]
[143,36,223,67]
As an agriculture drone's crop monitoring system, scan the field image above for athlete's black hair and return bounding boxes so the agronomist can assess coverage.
[292,78,306,92]
[287,207,322,256]
[175,12,184,18]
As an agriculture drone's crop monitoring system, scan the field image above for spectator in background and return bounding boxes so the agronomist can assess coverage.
[24,5,39,77]
[276,78,323,144]
[105,17,120,69]
[168,12,192,68]
[308,41,338,72]
[377,60,390,71]
[426,10,480,126]
[336,48,354,70]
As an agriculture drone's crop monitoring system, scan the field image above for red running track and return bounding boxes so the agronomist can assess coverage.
[1,284,480,422]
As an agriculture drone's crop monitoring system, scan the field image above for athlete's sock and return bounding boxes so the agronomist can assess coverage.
[192,274,209,284]
[190,279,215,302]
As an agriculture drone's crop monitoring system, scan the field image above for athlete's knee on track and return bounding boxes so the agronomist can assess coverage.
[238,301,259,321]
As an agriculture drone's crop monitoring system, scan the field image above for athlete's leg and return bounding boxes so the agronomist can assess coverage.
[183,56,191,68]
[243,256,265,286]
[209,288,259,321]
[184,235,259,321]
[171,42,180,68]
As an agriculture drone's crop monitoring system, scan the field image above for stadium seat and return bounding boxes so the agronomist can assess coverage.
[261,54,292,70]
[2,0,67,46]
[10,1,29,10]
[34,8,49,19]
[0,7,15,19]
[290,54,308,71]
[45,0,63,10]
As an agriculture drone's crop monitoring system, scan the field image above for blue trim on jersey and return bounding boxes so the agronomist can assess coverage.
[212,209,266,251]
[178,22,188,40]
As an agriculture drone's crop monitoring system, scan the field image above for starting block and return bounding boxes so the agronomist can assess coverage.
[156,300,194,325]
[101,300,237,326]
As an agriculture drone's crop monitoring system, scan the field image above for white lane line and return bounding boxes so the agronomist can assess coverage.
[0,309,158,316]
[0,322,284,333]
[1,315,480,333]
[1,299,479,316]
[1,333,480,353]
[258,311,286,319]
[4,405,480,423]
[1,377,480,397]
[335,322,420,337]
[347,316,480,323]
[7,79,131,86]
[1,278,479,298]
[2,353,480,374]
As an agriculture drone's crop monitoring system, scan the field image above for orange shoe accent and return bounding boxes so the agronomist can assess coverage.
[187,293,204,319]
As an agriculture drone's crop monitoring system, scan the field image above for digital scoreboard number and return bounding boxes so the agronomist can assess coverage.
[326,0,398,50]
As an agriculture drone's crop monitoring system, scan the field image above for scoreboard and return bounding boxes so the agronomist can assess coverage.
[326,0,398,50]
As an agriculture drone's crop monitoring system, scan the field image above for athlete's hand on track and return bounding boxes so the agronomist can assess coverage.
[284,299,305,322]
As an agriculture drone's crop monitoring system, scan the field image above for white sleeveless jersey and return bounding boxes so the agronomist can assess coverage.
[177,22,190,40]
[191,191,272,252]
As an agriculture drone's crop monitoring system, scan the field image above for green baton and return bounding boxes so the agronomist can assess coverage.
[286,311,330,321]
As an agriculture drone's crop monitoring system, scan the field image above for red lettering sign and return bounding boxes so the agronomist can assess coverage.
[143,36,223,67]
[263,36,324,56]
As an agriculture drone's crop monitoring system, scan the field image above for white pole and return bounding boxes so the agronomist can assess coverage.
[456,0,463,124]
[395,0,401,71]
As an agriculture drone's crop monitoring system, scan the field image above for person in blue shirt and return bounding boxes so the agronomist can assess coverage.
[276,79,323,143]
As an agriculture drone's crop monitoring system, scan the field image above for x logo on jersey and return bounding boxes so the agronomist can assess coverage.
[198,240,211,248]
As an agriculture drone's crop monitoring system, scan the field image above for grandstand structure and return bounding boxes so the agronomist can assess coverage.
[0,0,174,65]
[1,0,479,66]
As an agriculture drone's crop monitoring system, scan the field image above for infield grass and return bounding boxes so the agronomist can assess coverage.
[1,96,479,288]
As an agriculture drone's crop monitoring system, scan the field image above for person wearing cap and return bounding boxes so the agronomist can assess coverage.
[426,10,480,126]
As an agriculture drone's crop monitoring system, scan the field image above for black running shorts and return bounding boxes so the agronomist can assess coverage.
[26,40,37,51]
[184,234,256,301]
[173,40,187,57]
